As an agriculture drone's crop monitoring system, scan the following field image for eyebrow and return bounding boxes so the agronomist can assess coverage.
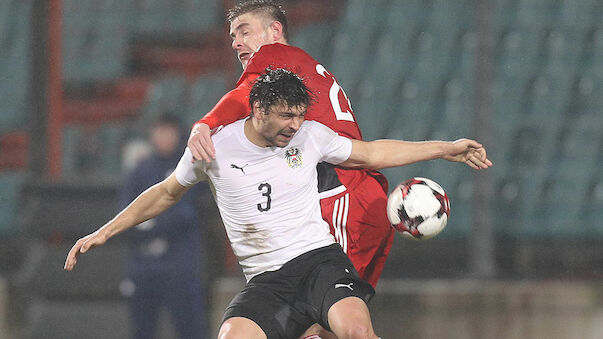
[230,22,250,38]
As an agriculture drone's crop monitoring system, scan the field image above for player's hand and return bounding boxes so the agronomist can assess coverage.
[443,139,493,170]
[63,230,108,271]
[188,123,215,163]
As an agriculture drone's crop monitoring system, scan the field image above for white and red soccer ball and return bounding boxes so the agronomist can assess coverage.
[387,177,450,240]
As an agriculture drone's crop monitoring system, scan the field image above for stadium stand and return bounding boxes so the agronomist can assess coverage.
[0,0,31,134]
[131,0,220,35]
[0,172,25,236]
[3,0,603,336]
[184,73,228,126]
[290,22,337,67]
[62,0,130,83]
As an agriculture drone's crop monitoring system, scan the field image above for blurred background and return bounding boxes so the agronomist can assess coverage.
[1,0,602,338]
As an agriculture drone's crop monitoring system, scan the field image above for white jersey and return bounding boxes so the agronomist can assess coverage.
[174,119,353,281]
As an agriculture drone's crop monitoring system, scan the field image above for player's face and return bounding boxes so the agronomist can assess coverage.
[257,102,306,148]
[230,13,276,68]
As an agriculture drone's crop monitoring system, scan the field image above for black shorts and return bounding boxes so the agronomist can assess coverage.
[222,243,375,339]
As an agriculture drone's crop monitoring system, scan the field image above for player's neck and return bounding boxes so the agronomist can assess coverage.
[244,117,269,148]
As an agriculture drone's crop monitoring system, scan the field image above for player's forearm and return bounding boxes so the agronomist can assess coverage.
[345,139,448,170]
[98,180,186,240]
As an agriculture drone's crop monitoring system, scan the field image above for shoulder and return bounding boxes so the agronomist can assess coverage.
[300,120,336,135]
[210,119,245,146]
[246,43,317,73]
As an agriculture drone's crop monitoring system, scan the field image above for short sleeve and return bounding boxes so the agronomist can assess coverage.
[174,148,207,187]
[308,121,353,165]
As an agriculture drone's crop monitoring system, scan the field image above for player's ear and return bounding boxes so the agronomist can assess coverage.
[251,101,264,120]
[269,20,284,42]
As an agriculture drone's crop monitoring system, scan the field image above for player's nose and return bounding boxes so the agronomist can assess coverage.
[232,36,243,50]
[289,116,303,131]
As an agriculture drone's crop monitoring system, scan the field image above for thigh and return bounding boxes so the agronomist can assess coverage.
[222,274,312,339]
[327,296,376,339]
[320,176,395,287]
[303,246,375,332]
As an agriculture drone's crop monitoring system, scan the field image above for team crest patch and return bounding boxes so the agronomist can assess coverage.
[285,147,303,169]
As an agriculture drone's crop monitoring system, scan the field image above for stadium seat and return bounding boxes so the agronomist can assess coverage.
[569,75,603,120]
[98,123,129,176]
[439,176,473,238]
[429,0,474,32]
[353,79,393,141]
[584,177,603,236]
[330,0,388,91]
[435,77,474,138]
[524,74,573,120]
[557,0,599,31]
[290,23,337,67]
[390,79,438,142]
[131,0,219,35]
[498,29,548,79]
[516,0,558,30]
[582,29,603,78]
[529,176,590,238]
[387,0,430,33]
[512,169,549,238]
[184,73,228,127]
[0,0,31,133]
[544,29,586,77]
[0,171,25,236]
[62,0,129,83]
[135,74,188,135]
[493,0,519,34]
[547,119,600,178]
[493,175,522,237]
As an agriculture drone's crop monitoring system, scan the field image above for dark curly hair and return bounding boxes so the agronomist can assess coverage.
[227,0,289,41]
[249,68,312,115]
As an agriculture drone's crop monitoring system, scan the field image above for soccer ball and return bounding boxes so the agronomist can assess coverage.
[387,177,450,240]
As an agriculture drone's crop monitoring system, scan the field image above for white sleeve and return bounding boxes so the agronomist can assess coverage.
[309,121,353,165]
[174,147,206,187]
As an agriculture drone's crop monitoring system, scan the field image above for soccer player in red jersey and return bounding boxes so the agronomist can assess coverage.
[186,1,410,337]
[190,0,393,290]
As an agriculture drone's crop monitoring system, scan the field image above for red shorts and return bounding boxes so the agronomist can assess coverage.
[320,172,395,288]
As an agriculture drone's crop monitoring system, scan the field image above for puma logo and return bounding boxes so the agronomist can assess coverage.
[230,163,248,174]
[335,282,354,291]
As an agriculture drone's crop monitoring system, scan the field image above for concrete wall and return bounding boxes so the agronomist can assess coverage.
[212,277,603,339]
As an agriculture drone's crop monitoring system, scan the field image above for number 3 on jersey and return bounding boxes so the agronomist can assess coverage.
[257,183,271,212]
[316,64,355,122]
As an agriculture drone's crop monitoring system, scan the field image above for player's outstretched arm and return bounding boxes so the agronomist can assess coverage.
[64,173,190,271]
[340,138,493,171]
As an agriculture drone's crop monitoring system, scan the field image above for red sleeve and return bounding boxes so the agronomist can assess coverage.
[193,73,260,129]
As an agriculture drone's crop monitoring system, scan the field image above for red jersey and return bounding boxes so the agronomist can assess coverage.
[196,43,382,195]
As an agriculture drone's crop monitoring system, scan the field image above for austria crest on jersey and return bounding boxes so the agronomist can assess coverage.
[285,147,303,169]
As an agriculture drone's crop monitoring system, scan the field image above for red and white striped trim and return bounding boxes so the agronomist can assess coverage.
[319,184,347,199]
[332,193,349,253]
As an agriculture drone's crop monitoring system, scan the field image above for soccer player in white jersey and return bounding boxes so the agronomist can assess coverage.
[65,68,492,339]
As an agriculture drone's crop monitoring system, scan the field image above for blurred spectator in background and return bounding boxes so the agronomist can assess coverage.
[119,114,209,338]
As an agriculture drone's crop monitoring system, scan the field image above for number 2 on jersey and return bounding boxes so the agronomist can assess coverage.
[257,183,271,212]
[316,64,355,122]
